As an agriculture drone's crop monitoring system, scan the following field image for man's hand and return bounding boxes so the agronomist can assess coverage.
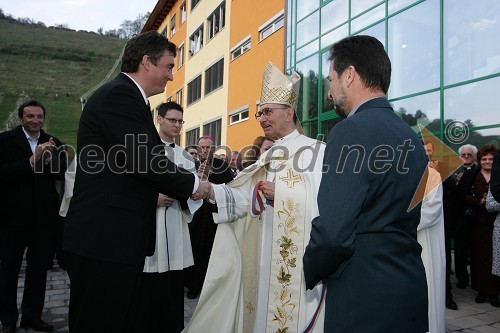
[197,159,211,181]
[191,181,212,201]
[259,181,275,201]
[157,194,174,207]
[30,137,56,165]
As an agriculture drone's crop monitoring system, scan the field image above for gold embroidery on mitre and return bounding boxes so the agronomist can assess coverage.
[271,198,301,332]
[279,169,303,189]
[260,62,300,110]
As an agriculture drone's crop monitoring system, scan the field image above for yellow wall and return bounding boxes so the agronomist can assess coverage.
[183,0,231,145]
[226,0,285,151]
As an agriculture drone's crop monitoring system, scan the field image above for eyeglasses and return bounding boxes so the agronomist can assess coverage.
[254,107,288,120]
[162,117,185,125]
[460,153,473,157]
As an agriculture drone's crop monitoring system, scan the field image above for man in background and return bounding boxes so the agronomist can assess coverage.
[140,102,198,332]
[0,100,67,333]
[185,135,233,299]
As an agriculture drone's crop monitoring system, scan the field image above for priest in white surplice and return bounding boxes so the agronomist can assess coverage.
[185,62,326,333]
[141,101,199,332]
[418,166,446,333]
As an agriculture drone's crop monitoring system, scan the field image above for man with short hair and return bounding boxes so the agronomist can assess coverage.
[139,101,197,332]
[303,35,428,332]
[453,144,479,291]
[186,62,326,332]
[229,150,242,177]
[63,31,210,333]
[0,100,67,333]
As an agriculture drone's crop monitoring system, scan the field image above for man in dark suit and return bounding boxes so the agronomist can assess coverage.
[303,35,429,332]
[185,135,234,299]
[0,100,67,333]
[62,31,210,333]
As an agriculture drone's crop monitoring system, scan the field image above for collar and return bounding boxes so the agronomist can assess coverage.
[348,96,383,118]
[161,138,176,148]
[122,72,149,105]
[276,129,300,144]
[22,126,40,141]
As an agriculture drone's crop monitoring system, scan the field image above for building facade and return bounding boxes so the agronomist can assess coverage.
[143,0,286,151]
[286,0,500,150]
[144,0,500,152]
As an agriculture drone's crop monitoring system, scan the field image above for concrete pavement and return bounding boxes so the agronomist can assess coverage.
[10,261,500,332]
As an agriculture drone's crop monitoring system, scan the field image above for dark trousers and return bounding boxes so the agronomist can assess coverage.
[0,227,53,326]
[444,221,453,300]
[135,271,185,332]
[454,217,471,284]
[65,252,144,333]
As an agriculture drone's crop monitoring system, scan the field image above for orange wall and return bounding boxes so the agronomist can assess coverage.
[226,0,285,151]
[165,0,187,102]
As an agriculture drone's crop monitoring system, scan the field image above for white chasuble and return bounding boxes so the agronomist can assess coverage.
[183,131,326,333]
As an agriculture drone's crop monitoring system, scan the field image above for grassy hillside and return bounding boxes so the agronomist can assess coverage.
[0,19,127,149]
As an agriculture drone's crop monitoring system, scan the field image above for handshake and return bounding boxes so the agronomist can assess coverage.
[191,180,214,201]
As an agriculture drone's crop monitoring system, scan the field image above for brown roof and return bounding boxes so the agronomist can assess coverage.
[141,0,177,33]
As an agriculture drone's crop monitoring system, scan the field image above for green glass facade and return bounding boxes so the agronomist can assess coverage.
[286,0,500,150]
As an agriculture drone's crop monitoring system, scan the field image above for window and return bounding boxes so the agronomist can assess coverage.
[185,127,200,146]
[203,119,222,146]
[187,75,202,106]
[176,89,183,106]
[205,58,224,95]
[191,0,201,11]
[259,14,284,41]
[180,2,187,23]
[207,1,225,40]
[189,25,204,56]
[167,96,172,102]
[229,108,249,125]
[170,15,176,37]
[160,27,167,37]
[231,37,251,60]
[178,43,185,68]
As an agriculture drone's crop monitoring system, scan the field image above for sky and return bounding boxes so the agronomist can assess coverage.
[1,0,159,33]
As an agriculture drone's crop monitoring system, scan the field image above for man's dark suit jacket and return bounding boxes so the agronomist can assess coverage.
[63,73,195,265]
[0,125,66,227]
[304,98,429,332]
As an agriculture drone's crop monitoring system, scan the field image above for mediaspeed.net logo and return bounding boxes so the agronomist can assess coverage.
[408,121,469,211]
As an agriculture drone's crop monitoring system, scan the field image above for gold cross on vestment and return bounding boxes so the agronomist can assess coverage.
[279,169,302,188]
[246,302,255,313]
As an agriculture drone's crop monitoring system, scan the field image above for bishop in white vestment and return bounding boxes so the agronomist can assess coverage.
[185,62,326,333]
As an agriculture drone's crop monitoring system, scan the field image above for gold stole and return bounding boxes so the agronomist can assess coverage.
[267,164,307,333]
[236,155,308,333]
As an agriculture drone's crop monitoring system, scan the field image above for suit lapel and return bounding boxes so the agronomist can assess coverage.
[12,126,34,156]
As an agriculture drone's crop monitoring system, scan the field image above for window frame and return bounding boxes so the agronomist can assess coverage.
[189,24,204,57]
[231,35,251,61]
[204,58,224,95]
[187,74,202,106]
[229,105,250,125]
[170,14,176,37]
[259,11,285,41]
[207,1,226,41]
